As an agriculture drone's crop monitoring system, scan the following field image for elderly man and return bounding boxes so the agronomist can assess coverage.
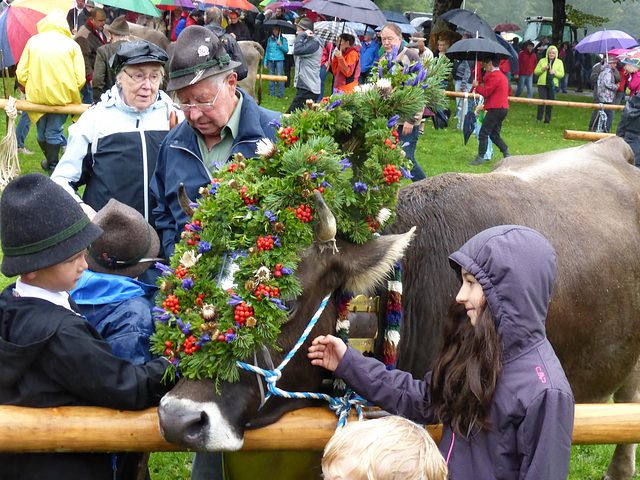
[75,7,107,103]
[151,26,280,259]
[204,6,248,81]
[225,10,251,41]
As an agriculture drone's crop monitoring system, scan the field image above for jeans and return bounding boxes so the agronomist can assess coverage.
[359,69,371,85]
[537,85,555,123]
[35,113,68,145]
[475,120,493,159]
[515,74,534,98]
[268,60,284,98]
[318,63,329,101]
[478,108,508,157]
[80,83,92,104]
[454,79,468,126]
[16,111,30,148]
[560,73,569,93]
[398,124,425,182]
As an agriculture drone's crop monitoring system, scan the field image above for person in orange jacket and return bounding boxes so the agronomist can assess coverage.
[470,55,510,166]
[332,33,360,94]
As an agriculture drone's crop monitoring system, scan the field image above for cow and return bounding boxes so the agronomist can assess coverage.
[127,23,170,52]
[237,40,264,102]
[158,136,640,480]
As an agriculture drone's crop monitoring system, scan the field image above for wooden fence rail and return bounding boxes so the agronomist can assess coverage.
[0,403,638,453]
[445,91,625,110]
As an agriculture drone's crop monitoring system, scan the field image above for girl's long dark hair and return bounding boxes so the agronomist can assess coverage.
[430,302,502,436]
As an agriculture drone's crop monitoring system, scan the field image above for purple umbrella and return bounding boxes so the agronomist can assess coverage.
[305,0,386,27]
[575,29,638,54]
[280,0,307,9]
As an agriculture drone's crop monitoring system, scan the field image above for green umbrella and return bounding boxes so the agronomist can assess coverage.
[100,0,162,17]
[259,0,278,6]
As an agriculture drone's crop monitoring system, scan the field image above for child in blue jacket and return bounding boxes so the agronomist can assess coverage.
[264,25,289,98]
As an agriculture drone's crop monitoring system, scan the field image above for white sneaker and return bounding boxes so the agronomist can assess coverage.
[17,147,34,155]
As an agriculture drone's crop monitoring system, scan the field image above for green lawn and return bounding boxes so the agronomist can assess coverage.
[3,80,632,479]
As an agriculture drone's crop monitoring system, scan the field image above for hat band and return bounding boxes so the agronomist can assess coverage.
[3,216,90,256]
[88,225,152,269]
[169,54,232,79]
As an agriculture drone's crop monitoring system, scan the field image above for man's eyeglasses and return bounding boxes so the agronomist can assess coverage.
[173,85,221,113]
[122,69,163,85]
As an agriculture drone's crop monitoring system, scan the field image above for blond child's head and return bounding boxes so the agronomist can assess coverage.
[322,416,448,480]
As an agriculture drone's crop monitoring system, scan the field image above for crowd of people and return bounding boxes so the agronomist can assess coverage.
[12,1,640,478]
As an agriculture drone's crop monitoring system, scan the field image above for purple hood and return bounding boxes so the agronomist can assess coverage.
[449,225,556,363]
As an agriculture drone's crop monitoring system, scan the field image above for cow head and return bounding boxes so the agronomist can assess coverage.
[158,194,415,450]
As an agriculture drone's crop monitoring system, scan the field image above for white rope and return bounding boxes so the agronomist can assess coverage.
[0,96,20,189]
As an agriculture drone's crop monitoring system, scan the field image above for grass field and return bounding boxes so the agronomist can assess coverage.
[2,80,634,479]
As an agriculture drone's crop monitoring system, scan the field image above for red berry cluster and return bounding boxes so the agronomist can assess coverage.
[234,303,254,325]
[280,126,299,145]
[164,340,173,357]
[163,294,180,314]
[306,154,318,163]
[366,216,380,233]
[240,186,258,206]
[274,263,284,278]
[257,235,275,251]
[186,235,200,246]
[183,335,199,355]
[195,292,205,305]
[255,283,280,301]
[295,205,313,223]
[218,327,235,342]
[383,164,402,185]
[384,130,400,150]
[228,163,238,173]
[175,265,188,279]
[313,186,325,194]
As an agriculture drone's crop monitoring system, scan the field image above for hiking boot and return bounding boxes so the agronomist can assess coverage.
[503,151,511,158]
[468,155,485,166]
[17,147,33,155]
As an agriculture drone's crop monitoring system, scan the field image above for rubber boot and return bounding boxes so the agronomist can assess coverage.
[468,155,485,166]
[38,141,48,172]
[503,150,511,158]
[44,143,61,175]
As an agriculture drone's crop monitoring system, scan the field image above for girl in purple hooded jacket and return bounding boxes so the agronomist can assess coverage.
[308,225,575,480]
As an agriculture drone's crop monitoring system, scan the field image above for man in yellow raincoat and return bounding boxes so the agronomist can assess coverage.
[17,8,85,174]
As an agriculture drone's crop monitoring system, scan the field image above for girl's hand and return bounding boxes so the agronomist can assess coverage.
[308,335,347,372]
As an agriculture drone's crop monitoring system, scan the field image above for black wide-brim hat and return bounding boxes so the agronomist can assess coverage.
[1,174,103,278]
[87,199,161,278]
[112,40,169,74]
[167,25,242,91]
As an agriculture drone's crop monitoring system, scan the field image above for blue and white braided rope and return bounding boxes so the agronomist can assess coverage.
[237,293,366,428]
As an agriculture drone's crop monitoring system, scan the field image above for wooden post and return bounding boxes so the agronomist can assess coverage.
[0,404,638,452]
[0,99,90,115]
[563,130,616,141]
[260,75,288,82]
[445,91,624,110]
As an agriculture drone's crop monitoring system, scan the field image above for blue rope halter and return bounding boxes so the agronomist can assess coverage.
[236,293,365,429]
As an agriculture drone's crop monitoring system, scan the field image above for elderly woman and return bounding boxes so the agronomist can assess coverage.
[52,41,180,229]
[379,22,425,181]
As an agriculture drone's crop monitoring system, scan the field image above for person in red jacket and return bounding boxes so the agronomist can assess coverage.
[515,41,537,98]
[470,55,510,166]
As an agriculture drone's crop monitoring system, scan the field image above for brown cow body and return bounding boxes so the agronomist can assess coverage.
[237,40,264,101]
[159,136,640,480]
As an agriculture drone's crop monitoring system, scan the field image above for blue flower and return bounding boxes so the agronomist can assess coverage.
[155,262,174,276]
[409,62,422,74]
[225,333,237,342]
[339,158,352,171]
[182,277,194,291]
[186,223,202,232]
[403,142,410,148]
[268,119,281,129]
[325,99,342,111]
[402,62,410,74]
[310,172,317,179]
[391,46,398,63]
[421,84,430,89]
[227,294,244,306]
[248,205,259,211]
[197,242,211,254]
[182,322,192,335]
[273,235,281,247]
[152,307,172,322]
[211,161,224,171]
[197,334,211,346]
[320,180,332,188]
[281,267,293,274]
[264,210,277,222]
[378,62,384,78]
[270,298,287,310]
[353,182,368,194]
[387,115,400,128]
[401,167,414,179]
[209,182,219,194]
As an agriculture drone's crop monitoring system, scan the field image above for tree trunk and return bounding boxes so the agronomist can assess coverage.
[431,0,464,41]
[552,0,566,46]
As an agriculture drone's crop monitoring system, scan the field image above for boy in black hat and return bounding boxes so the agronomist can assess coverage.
[0,174,173,480]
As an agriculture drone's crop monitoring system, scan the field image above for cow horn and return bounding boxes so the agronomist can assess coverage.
[178,183,196,218]
[313,190,337,245]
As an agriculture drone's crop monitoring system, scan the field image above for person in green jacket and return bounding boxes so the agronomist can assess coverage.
[534,45,564,124]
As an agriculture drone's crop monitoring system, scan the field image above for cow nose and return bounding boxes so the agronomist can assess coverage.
[158,405,210,447]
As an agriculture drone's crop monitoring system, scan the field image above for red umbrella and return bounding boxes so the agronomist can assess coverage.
[0,0,74,67]
[494,22,521,33]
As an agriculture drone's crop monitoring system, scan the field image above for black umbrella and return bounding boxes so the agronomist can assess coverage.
[463,112,476,145]
[381,10,409,24]
[263,19,297,34]
[305,0,386,27]
[445,37,512,61]
[440,8,496,41]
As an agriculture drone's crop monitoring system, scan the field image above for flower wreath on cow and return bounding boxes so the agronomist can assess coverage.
[151,51,451,391]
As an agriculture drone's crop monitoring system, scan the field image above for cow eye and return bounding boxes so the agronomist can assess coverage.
[283,298,298,316]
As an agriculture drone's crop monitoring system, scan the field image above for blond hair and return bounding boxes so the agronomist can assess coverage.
[322,416,448,480]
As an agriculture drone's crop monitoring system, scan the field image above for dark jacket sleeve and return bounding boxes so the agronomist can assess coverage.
[149,142,178,259]
[517,389,574,480]
[333,346,437,424]
[40,318,173,410]
[92,46,107,102]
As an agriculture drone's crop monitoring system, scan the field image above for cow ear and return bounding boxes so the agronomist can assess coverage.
[331,227,416,294]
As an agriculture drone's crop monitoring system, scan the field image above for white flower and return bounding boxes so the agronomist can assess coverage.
[255,138,277,158]
[255,266,271,281]
[353,83,374,94]
[377,208,391,226]
[197,45,209,57]
[376,78,392,90]
[180,250,201,268]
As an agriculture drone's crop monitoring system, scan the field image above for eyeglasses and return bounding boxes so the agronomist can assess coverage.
[122,69,163,85]
[174,85,222,113]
